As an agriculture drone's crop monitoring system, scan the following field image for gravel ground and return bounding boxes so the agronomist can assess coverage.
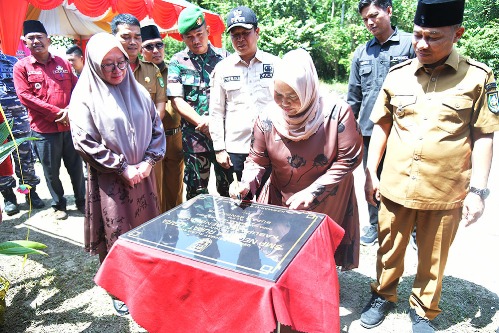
[0,138,498,333]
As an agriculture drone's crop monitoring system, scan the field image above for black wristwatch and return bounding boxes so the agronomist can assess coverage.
[469,186,490,200]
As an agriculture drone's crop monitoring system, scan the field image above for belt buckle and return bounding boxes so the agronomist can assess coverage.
[165,127,180,136]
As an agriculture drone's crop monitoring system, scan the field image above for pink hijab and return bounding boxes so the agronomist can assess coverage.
[270,48,325,141]
[69,32,156,165]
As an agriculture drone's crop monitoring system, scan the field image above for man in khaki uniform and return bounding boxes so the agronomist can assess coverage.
[362,0,499,332]
[141,24,184,213]
[111,14,167,123]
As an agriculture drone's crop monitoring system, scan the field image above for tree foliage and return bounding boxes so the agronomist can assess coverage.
[192,0,498,80]
[459,21,499,74]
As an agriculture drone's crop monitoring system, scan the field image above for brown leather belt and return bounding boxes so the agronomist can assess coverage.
[164,126,181,136]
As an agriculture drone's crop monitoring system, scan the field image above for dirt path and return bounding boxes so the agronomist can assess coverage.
[1,138,498,332]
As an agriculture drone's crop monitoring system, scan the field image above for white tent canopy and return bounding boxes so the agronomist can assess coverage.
[31,2,110,39]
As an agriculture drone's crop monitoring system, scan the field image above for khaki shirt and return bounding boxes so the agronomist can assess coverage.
[133,59,167,105]
[371,48,499,210]
[159,64,181,130]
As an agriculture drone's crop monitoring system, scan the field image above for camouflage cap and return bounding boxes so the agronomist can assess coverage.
[178,6,205,35]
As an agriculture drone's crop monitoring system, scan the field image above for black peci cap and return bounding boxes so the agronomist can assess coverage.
[414,0,465,28]
[141,25,161,42]
[23,20,47,36]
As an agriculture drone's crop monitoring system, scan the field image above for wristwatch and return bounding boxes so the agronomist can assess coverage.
[469,186,490,200]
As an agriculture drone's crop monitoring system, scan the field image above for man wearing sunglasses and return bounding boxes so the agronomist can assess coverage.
[209,6,279,192]
[111,14,167,134]
[141,24,184,213]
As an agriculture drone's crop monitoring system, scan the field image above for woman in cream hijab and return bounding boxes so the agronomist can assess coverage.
[69,32,166,263]
[230,48,363,270]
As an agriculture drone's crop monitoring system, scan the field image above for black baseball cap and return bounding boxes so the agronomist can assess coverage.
[226,6,258,32]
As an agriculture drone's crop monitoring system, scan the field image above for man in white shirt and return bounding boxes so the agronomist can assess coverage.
[209,6,279,185]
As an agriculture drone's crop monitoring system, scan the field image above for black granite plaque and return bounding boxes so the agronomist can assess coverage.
[121,194,325,281]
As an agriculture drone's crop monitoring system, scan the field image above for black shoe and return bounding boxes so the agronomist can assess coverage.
[360,225,378,246]
[112,299,129,316]
[2,188,19,216]
[360,293,395,329]
[76,204,85,214]
[26,190,45,209]
[409,308,435,333]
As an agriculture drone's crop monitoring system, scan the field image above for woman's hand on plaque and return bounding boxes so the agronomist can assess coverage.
[286,189,314,210]
[229,180,250,201]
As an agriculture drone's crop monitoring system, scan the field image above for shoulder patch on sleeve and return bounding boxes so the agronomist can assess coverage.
[487,90,499,114]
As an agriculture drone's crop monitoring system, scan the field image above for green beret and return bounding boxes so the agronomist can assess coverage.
[178,6,205,34]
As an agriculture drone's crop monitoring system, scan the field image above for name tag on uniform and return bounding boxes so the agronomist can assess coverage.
[224,76,240,82]
[390,56,409,67]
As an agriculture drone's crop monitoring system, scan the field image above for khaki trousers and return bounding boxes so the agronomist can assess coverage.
[372,197,461,320]
[154,130,184,213]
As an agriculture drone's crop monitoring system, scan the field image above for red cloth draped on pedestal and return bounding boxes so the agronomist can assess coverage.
[95,215,345,333]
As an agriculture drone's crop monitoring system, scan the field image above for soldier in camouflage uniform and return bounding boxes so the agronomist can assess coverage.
[167,6,231,199]
[0,46,44,215]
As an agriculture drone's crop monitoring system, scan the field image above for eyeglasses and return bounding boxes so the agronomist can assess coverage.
[101,60,128,72]
[143,42,164,51]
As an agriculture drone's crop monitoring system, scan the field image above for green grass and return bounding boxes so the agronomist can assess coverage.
[320,79,348,95]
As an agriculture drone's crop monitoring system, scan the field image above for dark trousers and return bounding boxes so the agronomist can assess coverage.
[31,130,85,210]
[227,152,247,181]
[363,136,384,226]
[0,104,40,190]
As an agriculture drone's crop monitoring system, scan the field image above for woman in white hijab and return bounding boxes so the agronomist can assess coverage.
[69,33,166,264]
[230,48,363,270]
